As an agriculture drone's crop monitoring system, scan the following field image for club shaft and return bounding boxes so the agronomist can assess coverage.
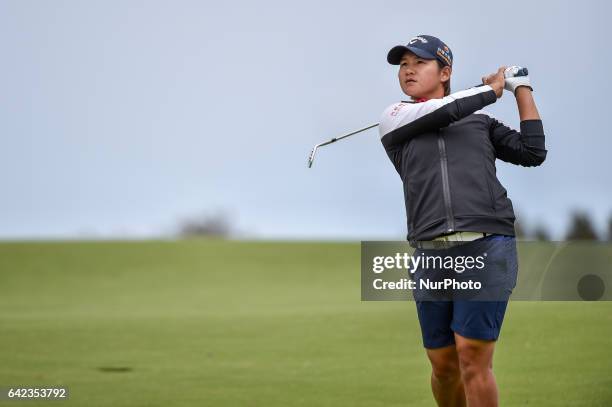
[317,122,379,148]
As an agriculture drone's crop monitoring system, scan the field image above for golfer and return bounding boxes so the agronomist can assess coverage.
[378,35,547,406]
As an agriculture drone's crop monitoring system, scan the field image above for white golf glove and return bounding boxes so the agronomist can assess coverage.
[504,66,533,95]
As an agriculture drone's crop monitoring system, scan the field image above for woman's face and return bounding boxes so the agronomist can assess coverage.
[398,51,450,99]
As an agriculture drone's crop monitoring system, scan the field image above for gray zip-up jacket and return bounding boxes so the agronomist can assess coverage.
[379,85,547,246]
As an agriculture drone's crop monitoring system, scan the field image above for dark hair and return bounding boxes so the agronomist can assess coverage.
[436,60,451,96]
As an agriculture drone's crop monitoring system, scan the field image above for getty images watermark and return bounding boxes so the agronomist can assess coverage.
[372,250,487,290]
[361,241,611,301]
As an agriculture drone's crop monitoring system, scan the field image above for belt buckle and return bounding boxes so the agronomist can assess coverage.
[416,240,449,250]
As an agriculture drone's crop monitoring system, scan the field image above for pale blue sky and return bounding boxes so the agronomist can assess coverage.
[1,0,610,240]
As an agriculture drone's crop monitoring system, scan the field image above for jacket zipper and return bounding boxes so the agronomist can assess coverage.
[437,130,455,233]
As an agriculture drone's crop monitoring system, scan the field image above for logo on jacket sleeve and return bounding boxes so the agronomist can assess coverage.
[390,102,407,116]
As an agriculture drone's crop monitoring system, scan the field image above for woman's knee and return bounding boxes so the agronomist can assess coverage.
[456,340,494,380]
[427,347,461,382]
[432,360,461,383]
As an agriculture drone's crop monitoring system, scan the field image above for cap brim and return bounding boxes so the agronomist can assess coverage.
[387,45,436,65]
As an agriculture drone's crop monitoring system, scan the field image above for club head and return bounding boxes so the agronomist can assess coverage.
[307,145,318,168]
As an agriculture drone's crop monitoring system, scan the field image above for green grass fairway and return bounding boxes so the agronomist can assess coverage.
[1,240,611,406]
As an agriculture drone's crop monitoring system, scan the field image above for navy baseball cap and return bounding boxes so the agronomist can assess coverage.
[387,35,453,67]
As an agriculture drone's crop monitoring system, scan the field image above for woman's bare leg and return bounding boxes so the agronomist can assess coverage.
[454,333,498,407]
[426,344,466,407]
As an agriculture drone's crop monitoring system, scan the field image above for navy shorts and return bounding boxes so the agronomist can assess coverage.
[412,234,518,348]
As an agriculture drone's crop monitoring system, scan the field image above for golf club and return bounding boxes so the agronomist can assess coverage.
[307,123,379,168]
[306,67,528,168]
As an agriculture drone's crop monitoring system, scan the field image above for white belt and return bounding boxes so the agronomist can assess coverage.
[415,231,491,250]
[433,231,490,242]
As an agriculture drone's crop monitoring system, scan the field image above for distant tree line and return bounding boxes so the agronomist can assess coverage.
[176,209,612,241]
[178,210,232,238]
[515,210,612,241]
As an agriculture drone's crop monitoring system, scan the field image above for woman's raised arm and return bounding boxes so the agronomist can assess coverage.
[515,87,541,120]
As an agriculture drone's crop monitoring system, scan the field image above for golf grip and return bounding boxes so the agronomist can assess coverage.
[473,66,528,88]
